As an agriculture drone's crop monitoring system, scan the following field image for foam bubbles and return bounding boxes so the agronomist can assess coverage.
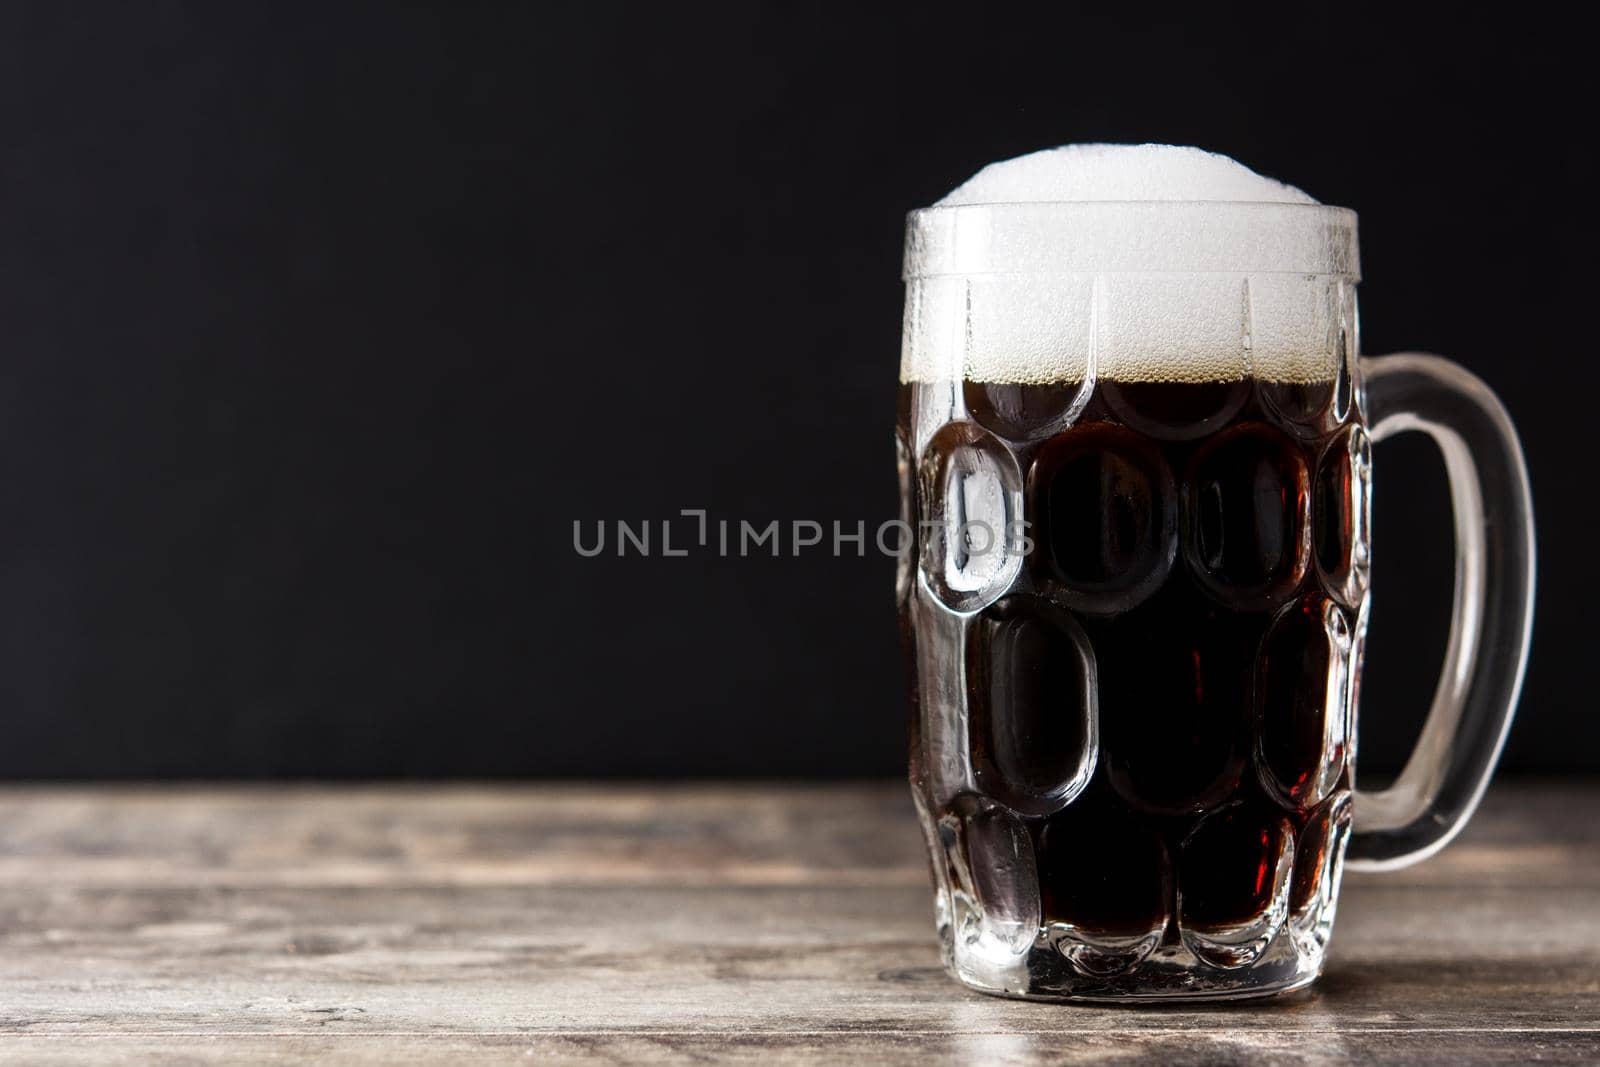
[937,144,1316,207]
[901,145,1358,385]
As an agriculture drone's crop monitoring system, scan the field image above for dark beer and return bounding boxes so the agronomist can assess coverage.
[899,372,1369,988]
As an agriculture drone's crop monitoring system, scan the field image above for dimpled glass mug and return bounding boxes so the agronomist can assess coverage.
[895,147,1535,1001]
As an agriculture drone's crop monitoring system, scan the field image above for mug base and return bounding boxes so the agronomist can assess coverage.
[942,929,1325,1003]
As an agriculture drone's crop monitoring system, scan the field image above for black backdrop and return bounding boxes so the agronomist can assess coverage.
[1,3,1590,777]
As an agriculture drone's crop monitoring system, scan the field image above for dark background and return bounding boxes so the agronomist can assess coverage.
[0,4,1588,778]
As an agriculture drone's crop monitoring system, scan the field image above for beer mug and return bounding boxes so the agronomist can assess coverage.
[896,148,1535,1000]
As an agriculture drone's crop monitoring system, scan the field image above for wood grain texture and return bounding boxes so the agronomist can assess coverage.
[0,783,1596,1064]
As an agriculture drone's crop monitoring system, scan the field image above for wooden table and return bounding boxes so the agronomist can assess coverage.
[0,783,1595,1064]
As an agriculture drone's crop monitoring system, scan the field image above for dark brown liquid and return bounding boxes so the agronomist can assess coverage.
[901,377,1365,948]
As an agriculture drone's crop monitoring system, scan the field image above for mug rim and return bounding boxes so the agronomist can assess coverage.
[903,201,1360,280]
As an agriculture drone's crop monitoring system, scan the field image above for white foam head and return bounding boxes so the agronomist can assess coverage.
[937,144,1315,206]
[900,144,1359,385]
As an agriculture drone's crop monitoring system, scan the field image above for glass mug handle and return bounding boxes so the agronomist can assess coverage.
[1347,353,1537,870]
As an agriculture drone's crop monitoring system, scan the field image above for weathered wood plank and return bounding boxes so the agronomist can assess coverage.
[1,884,1596,1031]
[2,1032,1599,1067]
[0,782,1592,887]
[0,783,1595,1064]
[0,784,928,888]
